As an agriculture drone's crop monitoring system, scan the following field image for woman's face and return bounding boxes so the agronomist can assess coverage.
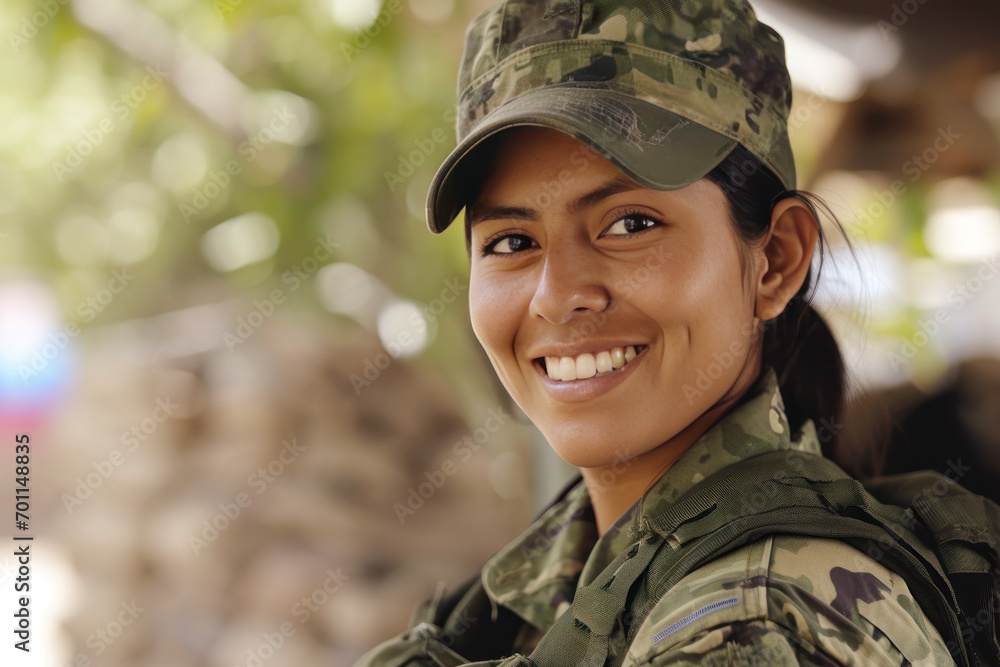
[468,127,762,469]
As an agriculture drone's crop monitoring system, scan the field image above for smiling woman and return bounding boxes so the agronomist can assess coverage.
[353,1,966,666]
[466,126,821,532]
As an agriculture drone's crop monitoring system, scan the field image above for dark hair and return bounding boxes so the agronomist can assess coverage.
[462,139,854,462]
[704,143,851,461]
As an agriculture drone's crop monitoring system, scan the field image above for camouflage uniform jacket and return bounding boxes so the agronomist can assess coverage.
[368,368,957,666]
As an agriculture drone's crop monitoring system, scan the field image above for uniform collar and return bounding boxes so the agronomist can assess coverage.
[481,366,823,631]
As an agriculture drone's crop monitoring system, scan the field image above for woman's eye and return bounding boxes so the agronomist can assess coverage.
[485,234,535,255]
[604,213,660,236]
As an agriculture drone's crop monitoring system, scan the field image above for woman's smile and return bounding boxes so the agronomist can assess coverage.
[540,344,645,382]
[532,344,649,403]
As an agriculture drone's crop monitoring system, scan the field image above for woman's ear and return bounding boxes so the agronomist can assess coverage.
[755,197,819,321]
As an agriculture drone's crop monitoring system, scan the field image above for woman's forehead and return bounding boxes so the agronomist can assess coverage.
[471,126,724,214]
[475,128,628,195]
[485,127,598,163]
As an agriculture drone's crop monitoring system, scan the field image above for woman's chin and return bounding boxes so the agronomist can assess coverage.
[545,439,641,471]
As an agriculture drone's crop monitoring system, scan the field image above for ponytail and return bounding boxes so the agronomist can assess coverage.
[763,300,845,459]
[705,146,854,463]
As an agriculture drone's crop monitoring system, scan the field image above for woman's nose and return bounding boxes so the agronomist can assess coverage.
[528,244,611,325]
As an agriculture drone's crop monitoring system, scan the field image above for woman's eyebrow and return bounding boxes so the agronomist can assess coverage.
[467,205,535,228]
[468,176,642,229]
[567,176,642,215]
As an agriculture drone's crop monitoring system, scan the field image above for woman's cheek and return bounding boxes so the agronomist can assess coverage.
[469,272,518,358]
[468,279,494,352]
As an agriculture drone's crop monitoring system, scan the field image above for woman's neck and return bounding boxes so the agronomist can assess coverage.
[580,377,757,536]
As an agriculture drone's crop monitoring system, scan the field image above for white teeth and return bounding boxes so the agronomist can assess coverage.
[558,356,577,381]
[543,346,643,382]
[595,351,612,373]
[576,353,597,379]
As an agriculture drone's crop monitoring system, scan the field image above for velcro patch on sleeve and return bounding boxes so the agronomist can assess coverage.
[651,597,739,646]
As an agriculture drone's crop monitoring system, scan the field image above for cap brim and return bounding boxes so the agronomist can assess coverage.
[426,86,739,234]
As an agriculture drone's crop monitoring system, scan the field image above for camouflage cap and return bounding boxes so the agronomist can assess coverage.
[426,0,796,233]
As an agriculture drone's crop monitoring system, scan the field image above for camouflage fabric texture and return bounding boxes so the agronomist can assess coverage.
[355,367,956,666]
[481,367,955,665]
[427,0,796,232]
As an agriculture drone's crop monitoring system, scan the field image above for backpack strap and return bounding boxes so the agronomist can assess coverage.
[645,450,974,664]
[864,472,1000,664]
[405,472,589,663]
[526,448,983,667]
[525,524,669,667]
